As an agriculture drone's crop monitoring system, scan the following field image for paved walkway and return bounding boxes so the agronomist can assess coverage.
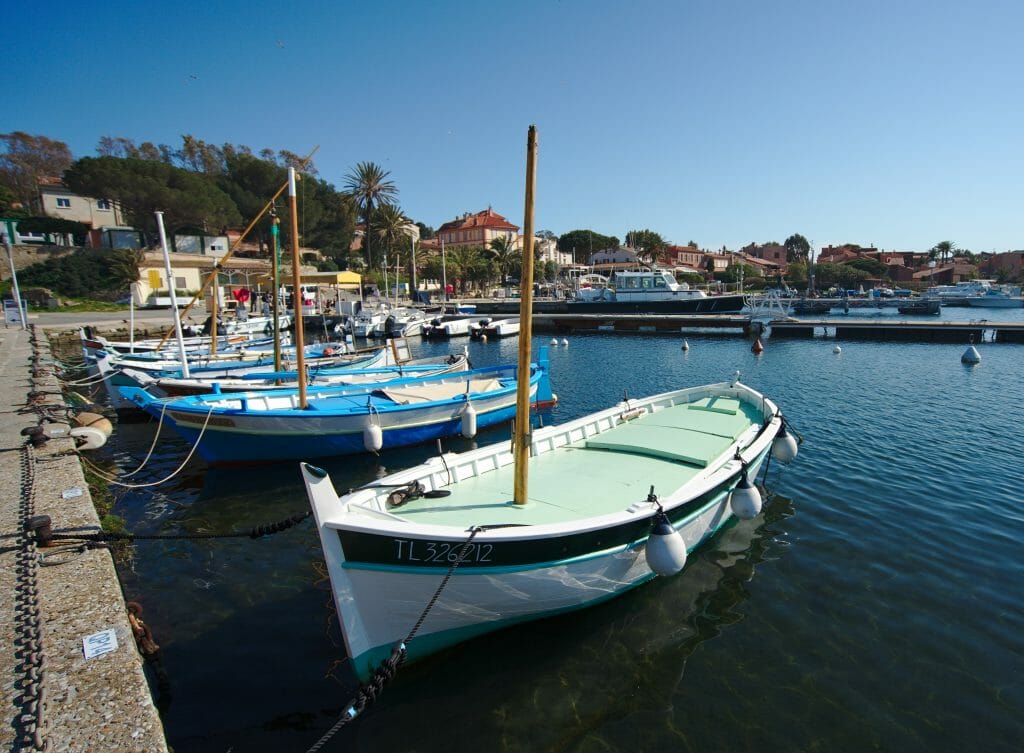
[1,324,167,752]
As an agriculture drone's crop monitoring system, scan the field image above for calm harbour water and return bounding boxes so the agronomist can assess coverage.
[88,306,1024,753]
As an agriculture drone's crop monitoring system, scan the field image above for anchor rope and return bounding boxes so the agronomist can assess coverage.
[304,525,483,753]
[79,405,214,489]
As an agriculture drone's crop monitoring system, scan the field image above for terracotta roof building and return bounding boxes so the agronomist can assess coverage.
[436,208,519,250]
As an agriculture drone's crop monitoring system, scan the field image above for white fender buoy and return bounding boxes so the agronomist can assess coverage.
[70,426,107,451]
[460,400,477,438]
[729,470,762,520]
[550,338,558,346]
[681,339,689,351]
[362,421,383,452]
[961,345,981,365]
[561,338,569,347]
[645,513,687,576]
[481,334,488,343]
[72,411,113,438]
[771,423,799,463]
[833,345,842,354]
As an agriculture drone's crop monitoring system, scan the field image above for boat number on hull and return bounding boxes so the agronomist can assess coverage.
[393,538,493,564]
[169,411,236,428]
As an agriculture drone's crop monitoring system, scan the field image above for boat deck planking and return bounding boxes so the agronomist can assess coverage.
[388,399,763,528]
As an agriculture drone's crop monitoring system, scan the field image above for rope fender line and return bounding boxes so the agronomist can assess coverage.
[305,526,482,753]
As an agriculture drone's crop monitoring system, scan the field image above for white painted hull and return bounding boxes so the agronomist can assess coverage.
[303,379,786,680]
[325,487,742,680]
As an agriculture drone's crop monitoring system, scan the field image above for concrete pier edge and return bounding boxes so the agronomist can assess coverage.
[1,325,168,753]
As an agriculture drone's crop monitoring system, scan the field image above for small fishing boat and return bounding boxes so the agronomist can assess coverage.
[94,343,382,411]
[79,327,288,362]
[119,353,554,464]
[299,126,798,687]
[301,376,795,680]
[122,351,470,398]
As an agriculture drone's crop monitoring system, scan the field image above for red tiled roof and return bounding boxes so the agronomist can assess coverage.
[437,208,518,233]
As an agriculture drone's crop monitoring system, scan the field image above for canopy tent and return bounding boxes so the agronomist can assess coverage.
[255,270,361,288]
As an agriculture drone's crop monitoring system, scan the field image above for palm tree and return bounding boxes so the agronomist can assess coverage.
[374,202,410,296]
[933,240,956,265]
[445,246,488,295]
[488,235,520,290]
[108,249,144,298]
[343,161,397,270]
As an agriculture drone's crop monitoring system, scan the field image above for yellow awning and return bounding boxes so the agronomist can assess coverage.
[255,270,362,286]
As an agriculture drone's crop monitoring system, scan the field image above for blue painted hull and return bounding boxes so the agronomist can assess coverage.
[167,403,519,464]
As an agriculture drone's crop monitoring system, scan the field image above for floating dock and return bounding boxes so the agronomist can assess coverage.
[768,318,1024,343]
[531,313,751,335]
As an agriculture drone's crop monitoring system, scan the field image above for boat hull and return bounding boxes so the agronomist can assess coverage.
[303,379,785,681]
[316,449,766,680]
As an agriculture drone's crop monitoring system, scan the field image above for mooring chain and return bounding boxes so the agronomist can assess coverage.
[14,441,49,752]
[34,511,313,546]
[305,526,483,753]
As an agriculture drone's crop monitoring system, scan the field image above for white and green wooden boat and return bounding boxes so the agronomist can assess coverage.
[302,127,799,685]
[301,377,797,681]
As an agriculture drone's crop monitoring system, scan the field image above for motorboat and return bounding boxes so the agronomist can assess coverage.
[965,287,1024,308]
[384,308,430,337]
[569,268,746,313]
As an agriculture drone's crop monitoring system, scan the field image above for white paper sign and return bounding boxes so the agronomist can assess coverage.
[83,628,118,659]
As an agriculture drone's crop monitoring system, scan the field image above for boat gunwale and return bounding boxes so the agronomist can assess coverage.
[312,381,780,542]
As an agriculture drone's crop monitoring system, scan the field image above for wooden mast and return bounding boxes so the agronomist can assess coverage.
[288,167,308,409]
[513,125,538,506]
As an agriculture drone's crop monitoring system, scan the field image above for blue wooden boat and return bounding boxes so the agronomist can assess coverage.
[118,350,555,465]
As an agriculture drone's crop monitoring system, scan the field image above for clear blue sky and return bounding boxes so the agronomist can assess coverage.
[4,0,1021,253]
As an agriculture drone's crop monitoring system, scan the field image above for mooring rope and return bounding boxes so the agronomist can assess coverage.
[304,526,483,753]
[79,405,214,489]
[121,401,171,477]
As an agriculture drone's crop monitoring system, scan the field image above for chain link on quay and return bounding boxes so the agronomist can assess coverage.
[2,325,170,752]
[14,442,49,752]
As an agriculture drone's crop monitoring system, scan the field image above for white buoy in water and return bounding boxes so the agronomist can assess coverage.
[682,339,690,351]
[729,470,762,519]
[961,345,981,364]
[771,423,799,463]
[645,513,687,576]
[561,338,569,347]
[481,334,488,343]
[833,345,842,354]
[460,400,477,438]
[362,421,383,452]
[550,338,558,346]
